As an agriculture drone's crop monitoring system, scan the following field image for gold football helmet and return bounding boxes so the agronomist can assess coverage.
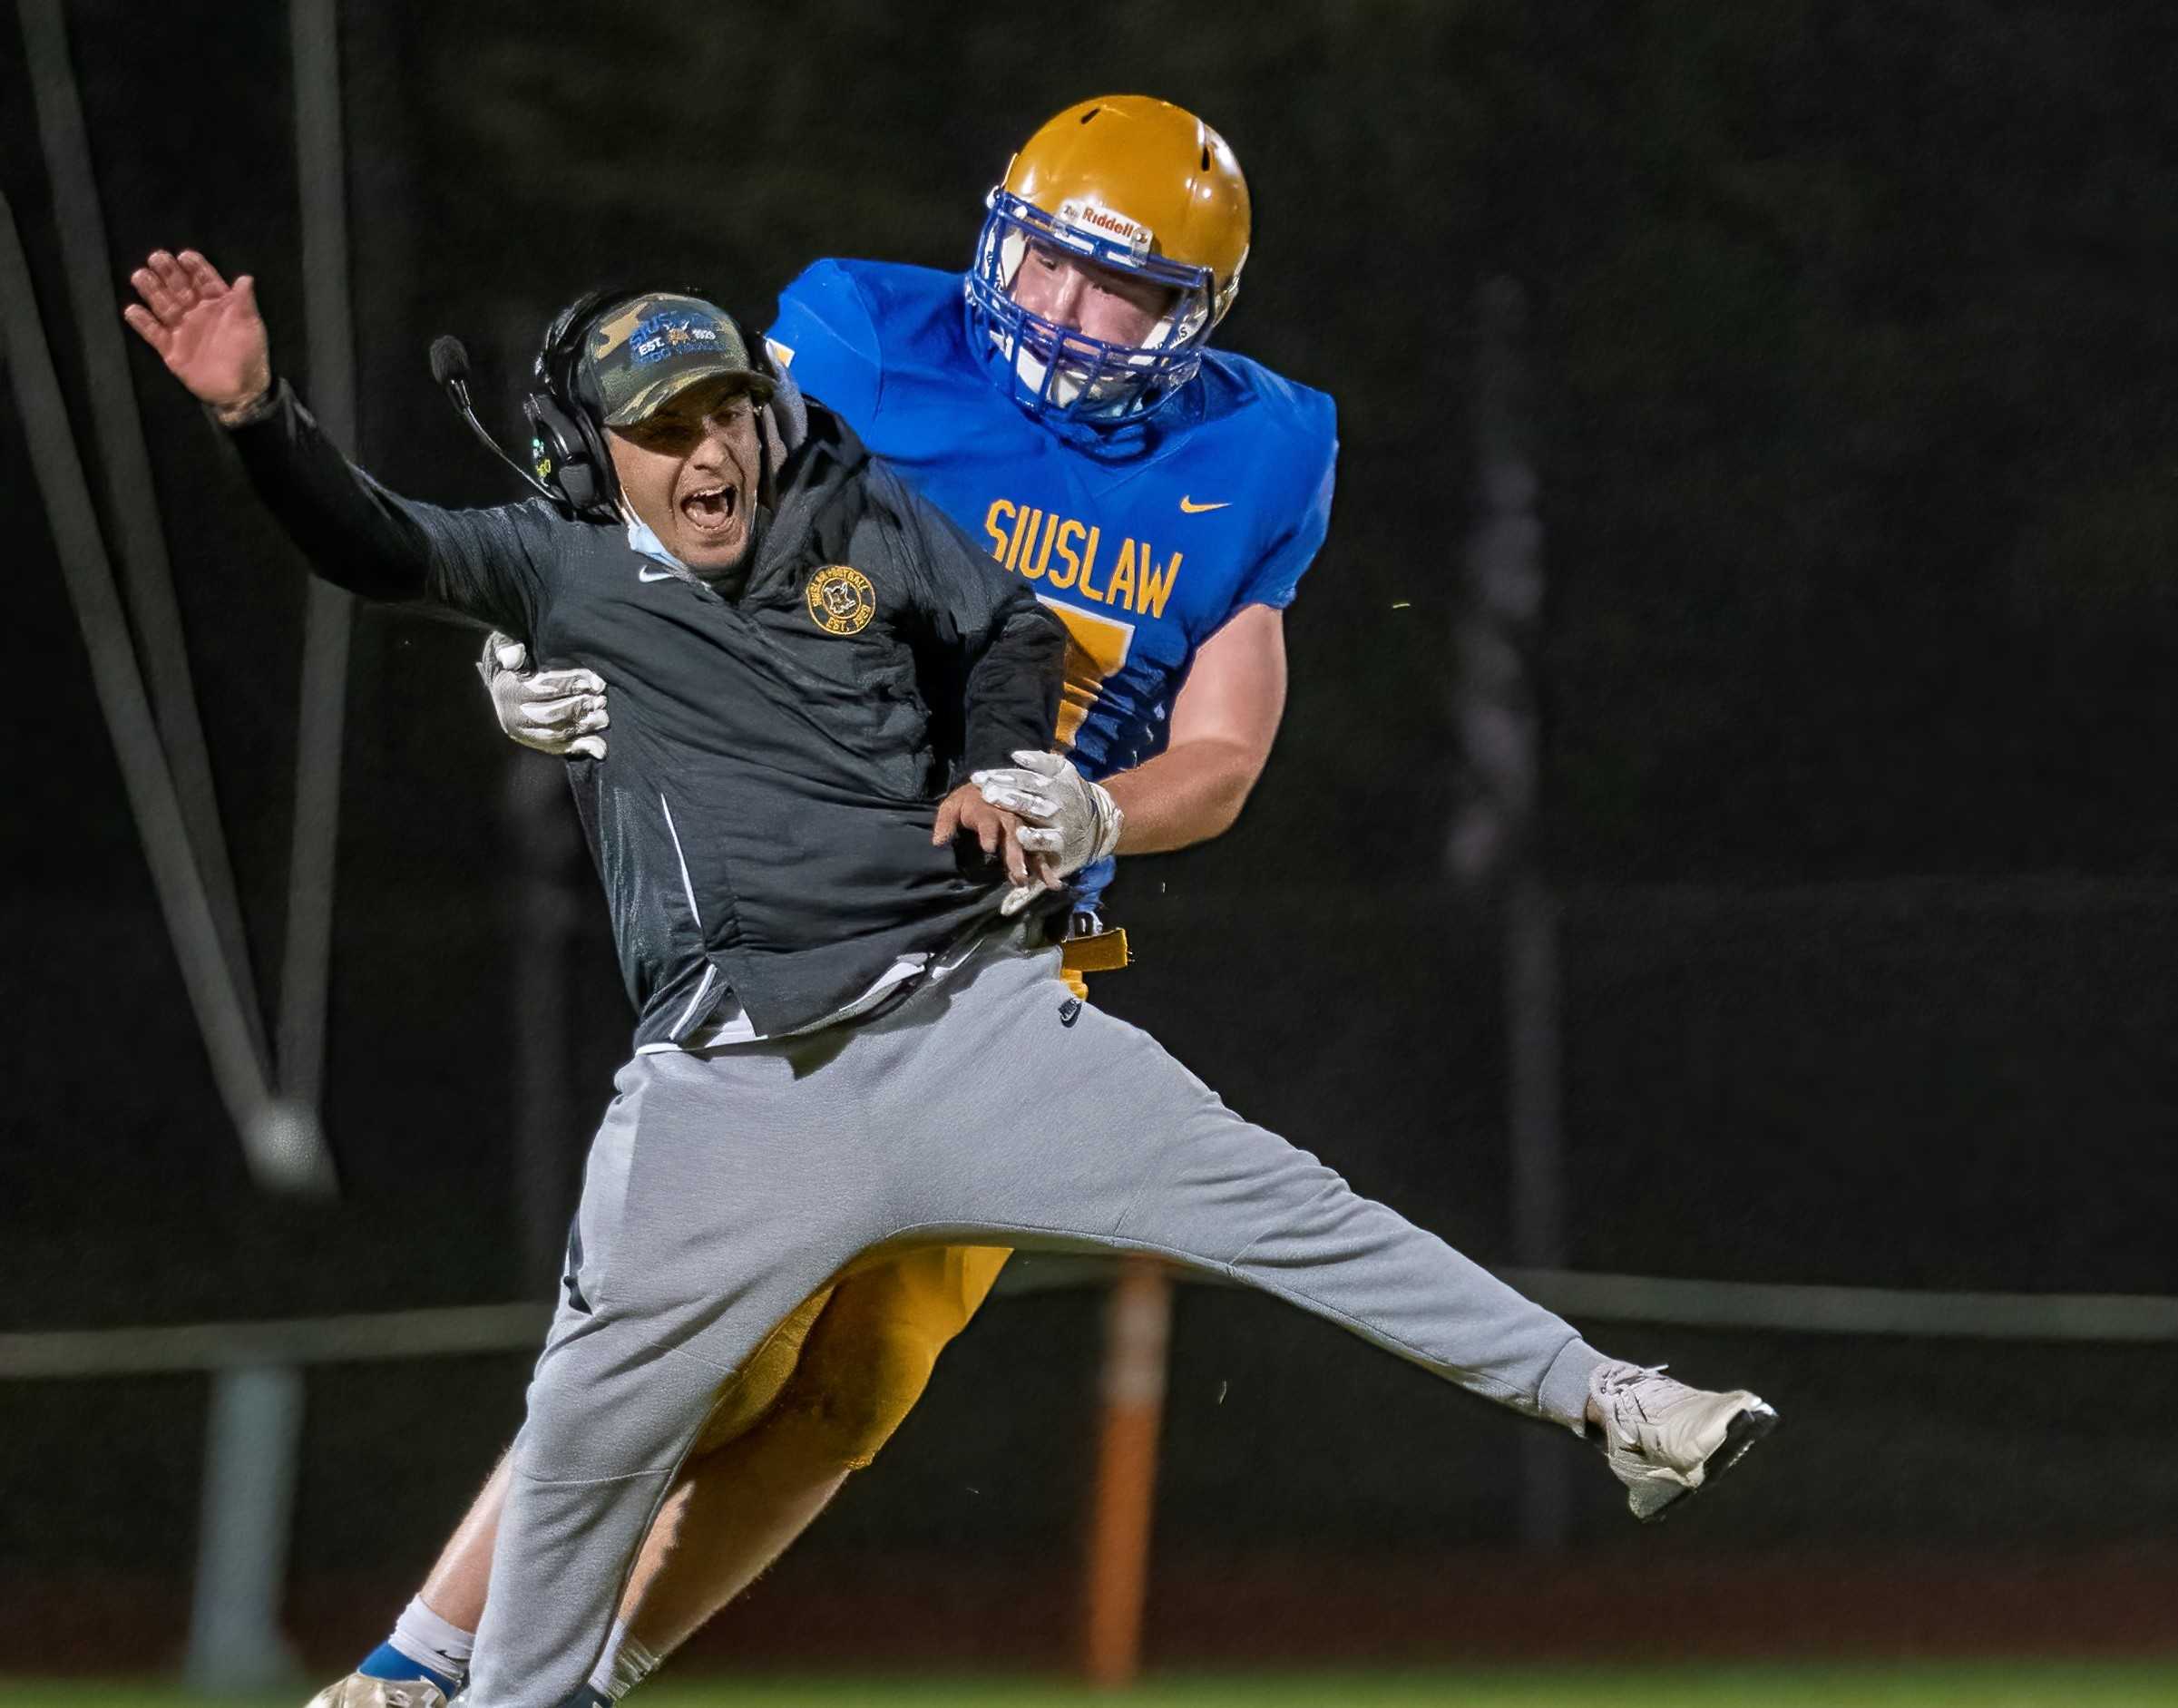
[967,95,1251,424]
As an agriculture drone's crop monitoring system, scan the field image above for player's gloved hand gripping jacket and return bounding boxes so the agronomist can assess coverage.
[971,748,1123,914]
[222,379,1066,1046]
[972,749,1123,877]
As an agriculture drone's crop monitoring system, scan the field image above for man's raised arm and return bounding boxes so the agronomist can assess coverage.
[124,249,544,638]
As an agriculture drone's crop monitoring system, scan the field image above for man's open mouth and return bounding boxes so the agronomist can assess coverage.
[679,483,737,534]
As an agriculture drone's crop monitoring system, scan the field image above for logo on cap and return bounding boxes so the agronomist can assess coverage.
[585,294,769,427]
[806,565,876,636]
[629,310,721,366]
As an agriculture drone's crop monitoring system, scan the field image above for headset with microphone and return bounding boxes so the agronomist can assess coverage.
[428,332,560,505]
[428,288,668,522]
[522,286,652,520]
[431,288,785,525]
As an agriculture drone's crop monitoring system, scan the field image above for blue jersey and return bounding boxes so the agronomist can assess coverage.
[767,258,1337,904]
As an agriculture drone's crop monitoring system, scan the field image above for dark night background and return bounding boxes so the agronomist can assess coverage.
[5,0,2176,1677]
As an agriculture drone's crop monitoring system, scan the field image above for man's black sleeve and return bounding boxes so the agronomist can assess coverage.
[883,468,1066,783]
[220,378,551,639]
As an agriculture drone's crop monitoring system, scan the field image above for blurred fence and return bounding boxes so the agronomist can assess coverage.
[5,1250,2176,1678]
[6,1263,2173,1381]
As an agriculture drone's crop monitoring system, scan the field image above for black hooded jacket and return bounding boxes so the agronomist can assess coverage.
[224,380,1066,1044]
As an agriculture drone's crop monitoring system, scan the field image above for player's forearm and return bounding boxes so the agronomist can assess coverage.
[221,379,442,602]
[1103,737,1265,854]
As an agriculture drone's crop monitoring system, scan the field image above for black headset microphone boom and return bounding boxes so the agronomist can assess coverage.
[431,298,631,522]
[428,333,561,507]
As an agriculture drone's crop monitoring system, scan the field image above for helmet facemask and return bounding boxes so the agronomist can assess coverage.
[966,188,1221,425]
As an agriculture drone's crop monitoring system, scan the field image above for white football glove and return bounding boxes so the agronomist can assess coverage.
[477,631,610,760]
[971,749,1123,915]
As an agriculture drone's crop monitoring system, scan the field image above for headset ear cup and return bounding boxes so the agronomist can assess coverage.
[554,345,616,518]
[523,393,598,516]
[560,457,600,513]
[568,410,615,516]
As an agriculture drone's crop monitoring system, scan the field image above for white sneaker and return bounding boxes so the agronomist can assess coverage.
[1587,1362,1778,1522]
[305,1676,450,1708]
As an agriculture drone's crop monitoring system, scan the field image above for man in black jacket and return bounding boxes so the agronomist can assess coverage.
[127,249,1775,1708]
[132,263,1064,1046]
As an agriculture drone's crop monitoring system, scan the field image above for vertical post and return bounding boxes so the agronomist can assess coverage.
[1452,278,1568,1547]
[19,0,271,1079]
[278,0,357,1118]
[185,1367,308,1693]
[1081,1256,1173,1689]
[186,3,357,1689]
[0,190,293,1179]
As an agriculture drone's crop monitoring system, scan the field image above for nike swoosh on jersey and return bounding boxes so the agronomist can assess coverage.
[1178,496,1231,513]
[638,566,677,581]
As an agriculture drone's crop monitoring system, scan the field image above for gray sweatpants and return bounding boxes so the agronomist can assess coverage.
[465,934,1606,1707]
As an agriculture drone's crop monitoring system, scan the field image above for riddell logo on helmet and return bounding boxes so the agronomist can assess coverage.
[1058,199,1153,260]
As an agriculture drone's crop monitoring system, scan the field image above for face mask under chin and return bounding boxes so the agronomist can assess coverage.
[998,327,1167,418]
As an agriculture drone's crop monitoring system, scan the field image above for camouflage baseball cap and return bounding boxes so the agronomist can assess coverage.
[582,294,774,426]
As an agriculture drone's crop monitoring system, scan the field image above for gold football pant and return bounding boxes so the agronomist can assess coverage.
[691,1244,1011,1469]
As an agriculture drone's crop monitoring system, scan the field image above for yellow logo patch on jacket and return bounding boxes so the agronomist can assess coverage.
[806,565,876,635]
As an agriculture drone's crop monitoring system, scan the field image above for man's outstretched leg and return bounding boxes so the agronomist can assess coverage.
[858,941,1779,1522]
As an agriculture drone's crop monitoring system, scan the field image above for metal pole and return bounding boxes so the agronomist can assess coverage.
[1454,278,1569,1547]
[17,0,271,1080]
[0,191,312,1188]
[186,3,361,1688]
[1080,1255,1173,1689]
[184,1367,308,1694]
[278,0,357,1115]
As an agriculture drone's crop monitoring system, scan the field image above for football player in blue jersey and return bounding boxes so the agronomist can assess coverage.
[323,97,1331,1708]
[298,93,1773,1708]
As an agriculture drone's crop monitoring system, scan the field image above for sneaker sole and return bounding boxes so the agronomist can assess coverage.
[1636,1399,1779,1524]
